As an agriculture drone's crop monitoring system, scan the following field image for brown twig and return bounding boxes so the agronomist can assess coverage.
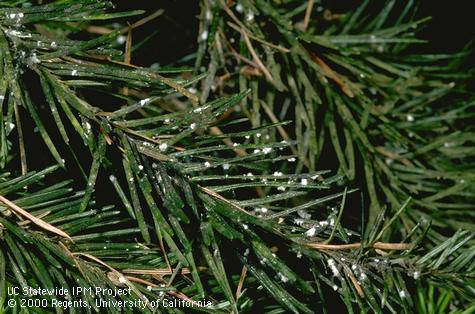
[241,30,279,88]
[209,126,247,156]
[157,228,173,274]
[0,195,71,240]
[199,186,253,215]
[306,241,413,251]
[121,25,133,97]
[122,267,207,276]
[86,10,164,35]
[302,0,315,31]
[373,242,413,250]
[124,27,133,67]
[306,50,355,98]
[219,30,260,69]
[124,275,156,286]
[120,9,164,34]
[17,211,50,226]
[227,22,290,53]
[236,266,247,299]
[344,264,364,297]
[59,242,88,280]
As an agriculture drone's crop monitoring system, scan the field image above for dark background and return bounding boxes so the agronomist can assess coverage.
[112,1,475,66]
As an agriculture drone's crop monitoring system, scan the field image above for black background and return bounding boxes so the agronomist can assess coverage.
[112,1,475,65]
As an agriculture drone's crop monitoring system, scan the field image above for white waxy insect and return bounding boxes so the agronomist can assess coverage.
[200,30,208,41]
[140,98,150,106]
[278,273,288,283]
[29,53,40,64]
[305,227,316,237]
[118,276,127,284]
[116,35,127,45]
[245,11,254,22]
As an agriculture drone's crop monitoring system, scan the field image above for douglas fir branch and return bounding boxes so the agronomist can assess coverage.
[0,1,474,313]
